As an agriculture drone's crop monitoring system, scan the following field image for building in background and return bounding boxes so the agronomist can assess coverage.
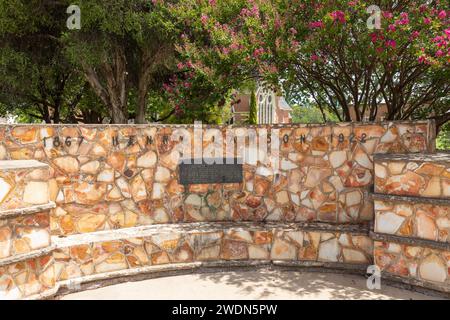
[348,103,389,121]
[230,85,292,124]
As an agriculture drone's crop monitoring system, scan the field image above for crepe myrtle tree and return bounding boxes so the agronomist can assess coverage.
[161,0,283,122]
[169,0,449,130]
[264,0,449,130]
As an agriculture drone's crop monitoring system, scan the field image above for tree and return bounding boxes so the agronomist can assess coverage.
[172,0,449,130]
[291,104,339,124]
[248,90,258,124]
[164,0,273,122]
[63,0,180,123]
[263,1,449,131]
[0,0,96,123]
[437,121,450,150]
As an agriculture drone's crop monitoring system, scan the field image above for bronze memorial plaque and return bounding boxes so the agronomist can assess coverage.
[178,158,243,185]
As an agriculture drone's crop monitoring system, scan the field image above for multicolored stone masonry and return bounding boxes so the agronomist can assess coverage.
[0,161,51,211]
[52,223,372,283]
[374,241,449,292]
[374,153,450,198]
[0,160,56,300]
[373,153,450,293]
[374,195,450,243]
[0,122,434,236]
[0,254,55,300]
[1,121,448,299]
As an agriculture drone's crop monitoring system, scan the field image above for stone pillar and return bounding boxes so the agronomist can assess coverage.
[372,153,450,293]
[0,160,56,299]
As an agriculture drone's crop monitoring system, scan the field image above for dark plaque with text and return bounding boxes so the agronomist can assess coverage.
[178,158,243,185]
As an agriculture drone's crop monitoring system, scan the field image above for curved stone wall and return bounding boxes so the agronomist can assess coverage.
[51,222,372,284]
[373,153,450,294]
[0,121,434,237]
[1,121,449,299]
[0,161,56,300]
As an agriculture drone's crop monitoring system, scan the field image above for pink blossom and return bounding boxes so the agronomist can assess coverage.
[445,28,450,38]
[201,14,209,25]
[419,5,427,13]
[423,17,431,24]
[348,1,357,6]
[230,43,239,50]
[208,0,216,6]
[388,24,396,32]
[432,35,447,48]
[369,32,378,43]
[177,62,184,70]
[289,27,298,35]
[253,48,265,58]
[438,10,447,20]
[240,4,259,18]
[418,55,429,64]
[309,21,324,29]
[386,39,396,48]
[369,32,383,43]
[274,18,281,29]
[383,12,393,19]
[397,13,409,25]
[163,83,172,93]
[240,8,251,16]
[410,31,420,40]
[435,50,444,57]
[311,54,319,61]
[174,105,184,116]
[330,10,346,23]
[251,4,260,17]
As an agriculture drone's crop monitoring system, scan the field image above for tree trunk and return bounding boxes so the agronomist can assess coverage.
[109,98,128,124]
[82,46,129,124]
[135,50,155,124]
[135,89,147,124]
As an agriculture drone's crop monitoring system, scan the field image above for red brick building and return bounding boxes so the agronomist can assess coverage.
[230,86,292,124]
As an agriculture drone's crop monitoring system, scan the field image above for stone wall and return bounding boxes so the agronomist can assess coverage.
[0,161,56,300]
[52,223,372,283]
[374,154,450,198]
[372,153,450,293]
[2,121,449,299]
[0,122,434,236]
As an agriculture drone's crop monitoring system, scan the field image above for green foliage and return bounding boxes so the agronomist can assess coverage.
[437,122,450,151]
[248,90,257,124]
[291,104,339,124]
[0,0,102,123]
[0,0,448,127]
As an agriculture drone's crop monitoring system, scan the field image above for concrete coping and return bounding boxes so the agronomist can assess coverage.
[373,152,450,164]
[52,221,370,249]
[0,160,49,171]
[371,193,450,205]
[370,231,450,251]
[0,120,432,129]
[0,245,55,267]
[0,202,56,219]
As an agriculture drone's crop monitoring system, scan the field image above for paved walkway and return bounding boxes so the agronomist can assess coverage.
[61,269,444,300]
